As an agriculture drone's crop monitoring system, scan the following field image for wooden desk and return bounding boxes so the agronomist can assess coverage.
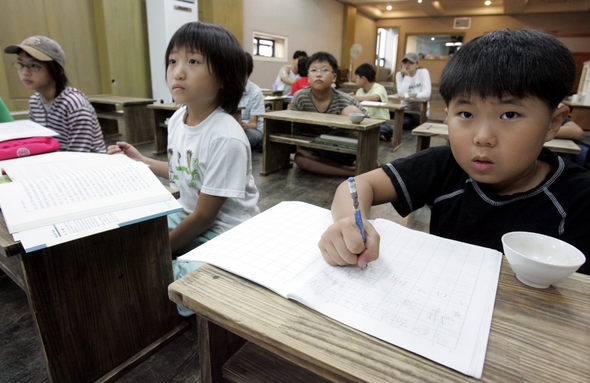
[88,95,155,144]
[360,101,406,150]
[388,95,429,125]
[264,96,289,111]
[259,110,382,176]
[563,97,590,131]
[169,260,589,382]
[148,103,178,154]
[0,212,184,382]
[147,104,245,155]
[412,122,582,156]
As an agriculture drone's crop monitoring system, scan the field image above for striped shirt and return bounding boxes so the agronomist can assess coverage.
[289,87,364,114]
[29,87,106,153]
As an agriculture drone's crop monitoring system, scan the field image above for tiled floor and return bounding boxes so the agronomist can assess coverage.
[0,100,448,382]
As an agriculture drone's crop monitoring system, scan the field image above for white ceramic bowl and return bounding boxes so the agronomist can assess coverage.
[349,113,365,123]
[501,232,586,288]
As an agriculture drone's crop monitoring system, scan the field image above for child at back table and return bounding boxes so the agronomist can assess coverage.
[318,29,590,275]
[107,22,260,311]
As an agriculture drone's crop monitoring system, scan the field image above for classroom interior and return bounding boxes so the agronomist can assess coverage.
[1,0,590,382]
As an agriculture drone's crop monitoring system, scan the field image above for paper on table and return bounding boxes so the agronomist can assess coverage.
[0,152,174,233]
[13,199,182,252]
[179,201,502,379]
[360,100,388,107]
[0,120,59,141]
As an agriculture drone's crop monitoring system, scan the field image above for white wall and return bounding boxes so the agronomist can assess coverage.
[243,0,344,89]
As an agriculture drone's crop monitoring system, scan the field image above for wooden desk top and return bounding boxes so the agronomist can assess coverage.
[169,260,589,382]
[260,110,383,131]
[147,103,179,111]
[87,95,155,106]
[360,101,405,111]
[563,97,590,109]
[388,95,429,103]
[264,96,290,101]
[412,123,582,155]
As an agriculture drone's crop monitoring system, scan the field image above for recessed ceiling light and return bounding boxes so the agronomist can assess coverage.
[418,0,423,4]
[386,5,392,10]
[484,0,492,5]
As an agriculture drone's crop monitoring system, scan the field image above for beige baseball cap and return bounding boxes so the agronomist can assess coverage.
[4,35,65,68]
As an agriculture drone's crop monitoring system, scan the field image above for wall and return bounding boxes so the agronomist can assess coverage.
[376,12,590,86]
[0,0,102,110]
[351,12,377,80]
[243,0,344,89]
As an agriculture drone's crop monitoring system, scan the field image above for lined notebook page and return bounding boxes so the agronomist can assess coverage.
[179,201,502,378]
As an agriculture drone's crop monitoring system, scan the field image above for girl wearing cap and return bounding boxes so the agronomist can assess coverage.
[4,36,106,152]
[394,52,431,130]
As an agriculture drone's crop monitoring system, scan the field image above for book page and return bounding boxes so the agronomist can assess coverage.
[179,201,332,298]
[290,218,501,379]
[0,120,59,141]
[180,201,502,379]
[0,153,173,233]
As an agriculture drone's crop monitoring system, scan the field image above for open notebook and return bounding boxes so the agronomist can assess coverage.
[179,201,502,379]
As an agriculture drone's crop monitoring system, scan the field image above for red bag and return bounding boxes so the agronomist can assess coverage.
[0,136,60,160]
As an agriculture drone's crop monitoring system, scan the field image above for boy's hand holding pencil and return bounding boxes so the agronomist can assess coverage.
[319,215,379,268]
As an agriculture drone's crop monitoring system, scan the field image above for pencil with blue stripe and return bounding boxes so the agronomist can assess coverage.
[347,177,366,243]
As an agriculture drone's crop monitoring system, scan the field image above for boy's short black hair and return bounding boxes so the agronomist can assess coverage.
[245,51,253,77]
[307,51,338,73]
[297,57,309,77]
[165,22,246,115]
[354,63,376,82]
[293,50,307,59]
[439,29,575,110]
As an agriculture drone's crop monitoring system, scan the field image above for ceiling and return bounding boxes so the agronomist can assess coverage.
[337,0,590,19]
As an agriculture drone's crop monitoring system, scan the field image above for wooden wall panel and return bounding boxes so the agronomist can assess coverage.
[199,0,244,44]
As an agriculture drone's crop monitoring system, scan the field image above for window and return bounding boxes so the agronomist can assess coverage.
[252,31,287,62]
[253,37,275,57]
[405,34,464,60]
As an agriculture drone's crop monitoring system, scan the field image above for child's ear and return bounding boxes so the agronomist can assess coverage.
[444,107,448,123]
[545,103,570,141]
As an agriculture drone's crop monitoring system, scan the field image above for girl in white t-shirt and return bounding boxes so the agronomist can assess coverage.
[108,22,259,313]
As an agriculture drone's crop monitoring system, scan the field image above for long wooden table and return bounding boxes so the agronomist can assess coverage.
[168,260,589,382]
[360,101,406,150]
[260,110,382,175]
[0,190,184,382]
[412,122,582,155]
[388,95,429,125]
[88,95,155,145]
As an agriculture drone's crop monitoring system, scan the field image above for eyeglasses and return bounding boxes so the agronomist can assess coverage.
[13,62,43,73]
[309,68,333,75]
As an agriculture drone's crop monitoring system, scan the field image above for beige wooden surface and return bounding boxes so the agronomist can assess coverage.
[88,95,155,106]
[260,110,383,130]
[412,122,582,155]
[169,260,589,382]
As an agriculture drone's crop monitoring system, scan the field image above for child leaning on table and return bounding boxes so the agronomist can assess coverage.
[318,29,590,275]
[107,22,260,312]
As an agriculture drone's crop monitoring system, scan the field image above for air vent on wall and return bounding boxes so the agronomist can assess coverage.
[454,17,471,29]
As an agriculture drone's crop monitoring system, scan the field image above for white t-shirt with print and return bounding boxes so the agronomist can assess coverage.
[167,106,260,234]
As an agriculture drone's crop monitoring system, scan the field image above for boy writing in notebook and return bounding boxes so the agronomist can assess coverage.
[318,29,590,275]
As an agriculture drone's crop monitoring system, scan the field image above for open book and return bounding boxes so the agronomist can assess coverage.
[179,201,502,379]
[0,119,59,142]
[0,152,182,250]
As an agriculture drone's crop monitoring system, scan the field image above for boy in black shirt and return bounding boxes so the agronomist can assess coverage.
[319,29,590,275]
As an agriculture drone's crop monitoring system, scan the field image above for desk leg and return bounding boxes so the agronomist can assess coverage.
[123,104,156,144]
[391,110,404,150]
[419,102,427,124]
[356,127,380,175]
[20,217,181,383]
[198,316,245,383]
[94,103,120,138]
[261,119,291,175]
[152,110,169,155]
[416,136,431,152]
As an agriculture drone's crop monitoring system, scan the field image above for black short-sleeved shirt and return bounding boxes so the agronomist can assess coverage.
[382,146,590,274]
